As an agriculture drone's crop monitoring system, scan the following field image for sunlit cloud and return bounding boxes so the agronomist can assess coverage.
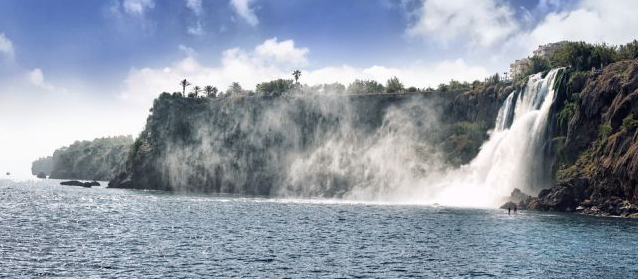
[407,0,520,47]
[120,38,490,105]
[122,0,155,16]
[185,0,203,15]
[27,68,55,91]
[230,0,259,26]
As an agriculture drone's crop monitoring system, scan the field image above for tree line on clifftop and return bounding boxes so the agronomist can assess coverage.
[517,40,638,81]
[166,40,638,100]
[169,70,507,100]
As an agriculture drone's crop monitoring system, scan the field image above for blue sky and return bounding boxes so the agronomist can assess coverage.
[0,0,622,90]
[1,0,637,177]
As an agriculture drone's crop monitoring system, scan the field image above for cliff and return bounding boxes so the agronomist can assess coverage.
[109,86,511,198]
[527,60,638,216]
[42,136,133,181]
[107,60,638,216]
[31,156,53,176]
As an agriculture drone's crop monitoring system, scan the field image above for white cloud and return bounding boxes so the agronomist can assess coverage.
[27,68,55,90]
[120,38,489,105]
[187,21,205,36]
[254,38,309,67]
[0,33,14,60]
[407,0,519,47]
[178,44,197,57]
[184,0,205,35]
[230,0,259,26]
[123,0,155,16]
[186,0,203,15]
[303,59,489,88]
[28,68,44,86]
[406,0,638,71]
[523,0,638,49]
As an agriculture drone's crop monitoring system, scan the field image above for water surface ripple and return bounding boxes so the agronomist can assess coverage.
[1,180,637,278]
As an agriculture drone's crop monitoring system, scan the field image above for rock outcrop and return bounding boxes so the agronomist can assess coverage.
[60,180,100,187]
[39,136,133,181]
[500,188,532,210]
[109,86,511,197]
[31,156,53,177]
[529,60,638,216]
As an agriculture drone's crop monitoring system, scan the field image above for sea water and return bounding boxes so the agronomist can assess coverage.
[1,179,637,278]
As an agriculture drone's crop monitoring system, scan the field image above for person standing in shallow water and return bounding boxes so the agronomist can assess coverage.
[508,205,511,215]
[514,204,517,214]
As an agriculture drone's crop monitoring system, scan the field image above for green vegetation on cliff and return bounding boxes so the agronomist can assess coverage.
[110,82,510,196]
[533,58,638,216]
[45,136,134,181]
[31,156,53,176]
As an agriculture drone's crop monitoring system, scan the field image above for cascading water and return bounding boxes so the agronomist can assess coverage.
[430,68,563,207]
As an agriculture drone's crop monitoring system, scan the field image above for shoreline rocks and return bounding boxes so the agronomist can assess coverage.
[500,188,532,210]
[60,180,100,188]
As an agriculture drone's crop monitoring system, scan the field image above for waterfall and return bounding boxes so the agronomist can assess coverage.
[431,69,562,207]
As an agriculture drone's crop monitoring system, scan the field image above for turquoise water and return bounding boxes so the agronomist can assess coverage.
[1,179,637,278]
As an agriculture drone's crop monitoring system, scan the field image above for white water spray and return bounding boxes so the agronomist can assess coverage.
[430,69,562,207]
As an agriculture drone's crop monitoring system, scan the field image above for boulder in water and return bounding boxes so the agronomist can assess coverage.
[36,172,47,179]
[510,188,531,203]
[499,201,517,210]
[5,172,9,176]
[60,180,100,188]
[500,188,532,210]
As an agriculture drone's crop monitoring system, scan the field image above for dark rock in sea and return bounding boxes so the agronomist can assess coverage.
[510,188,531,203]
[36,172,47,179]
[107,173,133,189]
[500,188,532,210]
[499,201,516,210]
[60,180,100,188]
[5,172,9,176]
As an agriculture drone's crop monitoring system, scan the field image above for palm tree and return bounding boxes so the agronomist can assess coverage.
[292,70,301,83]
[180,79,191,95]
[228,82,242,95]
[204,85,217,98]
[191,86,202,98]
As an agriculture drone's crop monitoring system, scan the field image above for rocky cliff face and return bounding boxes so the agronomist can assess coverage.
[44,136,133,181]
[31,156,53,176]
[109,86,511,199]
[108,60,638,216]
[527,60,638,216]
